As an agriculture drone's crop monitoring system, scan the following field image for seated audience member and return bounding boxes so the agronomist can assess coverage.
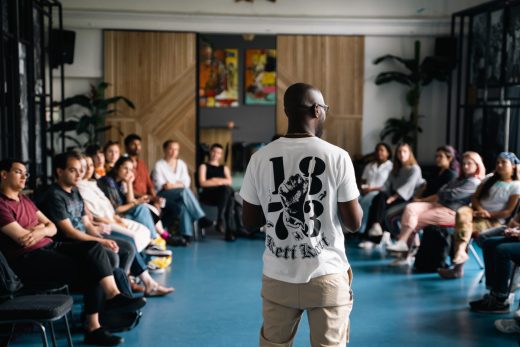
[98,157,166,250]
[152,140,213,242]
[79,155,173,295]
[0,159,145,346]
[104,140,121,172]
[439,152,520,279]
[85,144,106,179]
[40,152,120,256]
[387,151,485,253]
[124,134,163,209]
[383,145,459,235]
[78,154,151,252]
[199,143,245,241]
[358,142,393,233]
[359,143,423,248]
[468,217,520,313]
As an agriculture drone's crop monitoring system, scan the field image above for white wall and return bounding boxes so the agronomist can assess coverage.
[55,0,487,161]
[363,36,447,163]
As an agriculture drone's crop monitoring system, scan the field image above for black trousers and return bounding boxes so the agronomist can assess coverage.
[200,186,235,229]
[10,241,113,315]
[366,191,405,232]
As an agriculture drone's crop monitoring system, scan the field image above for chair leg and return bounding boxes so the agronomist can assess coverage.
[469,244,484,269]
[34,322,49,347]
[63,314,74,347]
[48,322,57,347]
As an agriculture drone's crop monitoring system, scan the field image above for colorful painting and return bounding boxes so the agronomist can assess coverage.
[244,49,276,105]
[199,48,239,107]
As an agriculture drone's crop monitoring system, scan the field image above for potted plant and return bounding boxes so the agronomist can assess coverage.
[50,82,134,148]
[374,40,452,152]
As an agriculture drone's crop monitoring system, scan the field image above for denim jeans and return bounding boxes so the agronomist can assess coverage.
[124,204,158,239]
[482,235,520,298]
[159,188,205,237]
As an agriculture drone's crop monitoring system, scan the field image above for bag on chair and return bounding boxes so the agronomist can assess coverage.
[0,251,23,295]
[414,226,452,273]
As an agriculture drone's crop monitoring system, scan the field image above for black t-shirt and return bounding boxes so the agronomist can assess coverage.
[40,184,86,237]
[422,169,458,198]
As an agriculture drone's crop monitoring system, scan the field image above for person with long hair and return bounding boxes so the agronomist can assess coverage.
[386,151,485,253]
[383,145,460,236]
[103,141,121,173]
[439,152,520,279]
[78,154,174,296]
[358,142,393,233]
[359,143,423,248]
[152,140,213,242]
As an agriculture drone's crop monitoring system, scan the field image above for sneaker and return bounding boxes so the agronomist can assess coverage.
[367,223,383,237]
[104,294,147,313]
[358,240,376,249]
[84,327,123,346]
[150,236,167,250]
[470,294,510,313]
[198,217,215,229]
[379,231,393,248]
[144,245,172,257]
[495,319,520,334]
[387,240,409,253]
[389,255,415,267]
[148,256,172,273]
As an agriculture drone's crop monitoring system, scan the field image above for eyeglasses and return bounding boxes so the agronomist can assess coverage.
[297,104,330,113]
[12,169,30,178]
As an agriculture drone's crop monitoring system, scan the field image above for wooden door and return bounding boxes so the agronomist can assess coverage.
[104,31,197,171]
[276,35,364,156]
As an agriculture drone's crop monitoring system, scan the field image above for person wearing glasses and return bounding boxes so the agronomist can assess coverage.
[241,83,361,347]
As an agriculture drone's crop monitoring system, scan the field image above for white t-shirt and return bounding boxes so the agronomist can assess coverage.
[77,180,116,219]
[361,160,393,188]
[240,136,359,284]
[152,159,191,192]
[480,178,520,222]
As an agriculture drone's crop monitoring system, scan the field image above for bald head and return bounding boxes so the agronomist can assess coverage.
[283,83,327,137]
[283,83,323,118]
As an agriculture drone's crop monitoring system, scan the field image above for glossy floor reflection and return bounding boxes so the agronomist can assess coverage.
[10,235,519,346]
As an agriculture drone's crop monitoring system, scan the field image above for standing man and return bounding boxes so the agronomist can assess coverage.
[241,83,362,347]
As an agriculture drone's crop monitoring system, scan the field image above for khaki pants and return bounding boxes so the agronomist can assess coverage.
[260,268,354,347]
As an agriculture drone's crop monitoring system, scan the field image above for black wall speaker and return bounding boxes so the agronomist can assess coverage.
[50,29,75,69]
[434,36,457,68]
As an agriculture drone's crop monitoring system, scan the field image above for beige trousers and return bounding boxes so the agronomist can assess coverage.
[260,268,354,347]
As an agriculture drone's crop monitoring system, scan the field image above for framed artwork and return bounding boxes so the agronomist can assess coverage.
[199,48,239,107]
[244,49,276,105]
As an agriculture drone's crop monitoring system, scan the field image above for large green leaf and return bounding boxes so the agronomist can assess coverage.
[373,55,417,72]
[61,95,91,109]
[95,125,112,133]
[375,72,413,86]
[95,96,135,110]
[48,120,78,132]
[76,114,93,135]
[379,117,418,145]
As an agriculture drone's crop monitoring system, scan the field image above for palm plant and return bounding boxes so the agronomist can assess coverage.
[375,40,451,152]
[50,82,134,148]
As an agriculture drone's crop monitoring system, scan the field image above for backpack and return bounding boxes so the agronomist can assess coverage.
[414,226,452,273]
[0,251,23,295]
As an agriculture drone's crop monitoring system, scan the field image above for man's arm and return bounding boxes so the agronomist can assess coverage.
[1,218,56,248]
[242,200,266,229]
[338,199,362,232]
[56,218,118,252]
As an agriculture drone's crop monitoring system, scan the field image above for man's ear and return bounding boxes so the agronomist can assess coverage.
[313,104,320,119]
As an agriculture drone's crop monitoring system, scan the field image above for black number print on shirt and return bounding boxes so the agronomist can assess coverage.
[268,156,326,240]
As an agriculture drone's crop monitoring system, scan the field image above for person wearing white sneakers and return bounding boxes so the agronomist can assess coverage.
[387,151,485,253]
[359,143,423,249]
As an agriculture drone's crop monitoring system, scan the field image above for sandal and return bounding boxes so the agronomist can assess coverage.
[145,284,175,297]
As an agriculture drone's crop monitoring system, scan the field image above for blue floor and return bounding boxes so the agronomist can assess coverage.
[10,235,520,346]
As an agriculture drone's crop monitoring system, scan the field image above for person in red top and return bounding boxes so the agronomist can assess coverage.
[124,134,163,209]
[0,159,146,346]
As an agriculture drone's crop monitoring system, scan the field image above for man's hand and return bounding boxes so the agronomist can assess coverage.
[505,227,520,238]
[19,229,46,248]
[386,195,398,205]
[100,239,119,253]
